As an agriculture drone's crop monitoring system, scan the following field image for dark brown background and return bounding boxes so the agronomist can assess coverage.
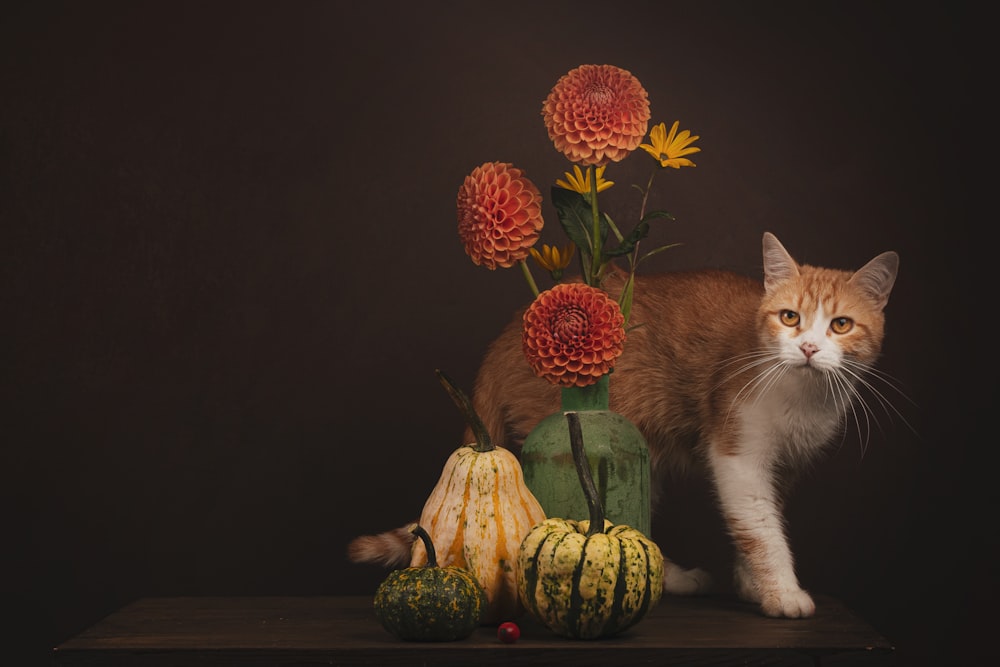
[2,2,990,665]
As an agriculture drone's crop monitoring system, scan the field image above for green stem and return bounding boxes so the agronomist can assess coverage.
[639,168,656,221]
[631,168,657,274]
[435,369,494,452]
[566,411,605,537]
[519,258,540,297]
[588,164,601,286]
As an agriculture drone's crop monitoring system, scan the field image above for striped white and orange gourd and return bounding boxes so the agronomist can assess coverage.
[409,371,546,625]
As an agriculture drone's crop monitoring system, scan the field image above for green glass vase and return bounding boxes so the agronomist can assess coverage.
[520,374,652,537]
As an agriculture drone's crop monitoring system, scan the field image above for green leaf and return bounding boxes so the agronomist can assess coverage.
[618,273,635,324]
[551,186,607,268]
[636,242,683,268]
[602,220,650,259]
[641,209,675,223]
[604,213,625,243]
[601,210,675,262]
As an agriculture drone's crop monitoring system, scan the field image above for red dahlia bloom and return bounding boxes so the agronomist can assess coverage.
[522,282,626,387]
[456,161,544,270]
[541,64,651,167]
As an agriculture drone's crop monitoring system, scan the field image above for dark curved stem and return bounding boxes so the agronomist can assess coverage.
[436,369,494,452]
[566,411,604,536]
[411,524,438,568]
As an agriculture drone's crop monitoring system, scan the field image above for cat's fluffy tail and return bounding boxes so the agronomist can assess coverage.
[346,523,417,567]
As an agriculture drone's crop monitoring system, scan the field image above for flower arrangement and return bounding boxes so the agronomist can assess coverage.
[456,64,701,388]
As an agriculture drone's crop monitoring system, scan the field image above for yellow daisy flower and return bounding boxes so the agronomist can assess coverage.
[639,121,701,169]
[530,243,576,279]
[555,165,615,194]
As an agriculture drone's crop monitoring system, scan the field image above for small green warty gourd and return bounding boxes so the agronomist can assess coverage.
[373,524,486,641]
[516,411,665,639]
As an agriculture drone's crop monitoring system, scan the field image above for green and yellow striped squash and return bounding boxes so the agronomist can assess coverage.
[516,516,663,638]
[374,525,486,641]
[515,411,664,639]
[410,371,547,625]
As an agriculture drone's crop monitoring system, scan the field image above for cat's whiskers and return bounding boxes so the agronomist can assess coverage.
[822,367,856,429]
[825,367,872,457]
[811,356,918,460]
[711,351,770,426]
[839,359,918,438]
[712,350,777,390]
[749,360,794,405]
[721,352,789,427]
[711,347,913,460]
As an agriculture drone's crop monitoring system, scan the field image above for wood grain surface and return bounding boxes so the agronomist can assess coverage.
[53,594,894,666]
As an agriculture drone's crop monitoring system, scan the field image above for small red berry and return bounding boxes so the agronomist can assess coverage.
[497,621,520,643]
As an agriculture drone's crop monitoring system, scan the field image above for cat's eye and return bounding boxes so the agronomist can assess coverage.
[830,317,854,334]
[779,310,799,327]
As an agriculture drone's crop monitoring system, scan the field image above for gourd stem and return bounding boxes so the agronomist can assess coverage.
[411,524,438,568]
[566,411,605,537]
[435,369,494,452]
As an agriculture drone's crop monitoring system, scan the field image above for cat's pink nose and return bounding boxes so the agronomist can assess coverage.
[800,342,819,359]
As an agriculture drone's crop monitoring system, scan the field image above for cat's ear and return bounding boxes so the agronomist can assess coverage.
[849,251,899,310]
[761,232,799,293]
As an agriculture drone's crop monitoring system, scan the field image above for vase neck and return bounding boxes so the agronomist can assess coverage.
[560,374,610,411]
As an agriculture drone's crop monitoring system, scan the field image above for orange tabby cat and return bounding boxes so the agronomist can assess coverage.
[350,232,899,619]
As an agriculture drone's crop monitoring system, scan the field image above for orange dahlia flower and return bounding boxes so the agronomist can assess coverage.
[541,64,651,167]
[522,282,626,387]
[456,161,544,270]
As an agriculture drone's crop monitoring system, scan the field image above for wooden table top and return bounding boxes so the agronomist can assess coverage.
[53,593,894,666]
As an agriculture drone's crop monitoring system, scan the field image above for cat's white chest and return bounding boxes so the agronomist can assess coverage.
[737,371,846,455]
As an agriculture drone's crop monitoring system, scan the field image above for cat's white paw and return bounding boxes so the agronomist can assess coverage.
[663,565,714,596]
[733,561,815,618]
[759,588,816,619]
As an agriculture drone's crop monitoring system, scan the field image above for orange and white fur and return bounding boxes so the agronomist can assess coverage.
[351,232,899,619]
